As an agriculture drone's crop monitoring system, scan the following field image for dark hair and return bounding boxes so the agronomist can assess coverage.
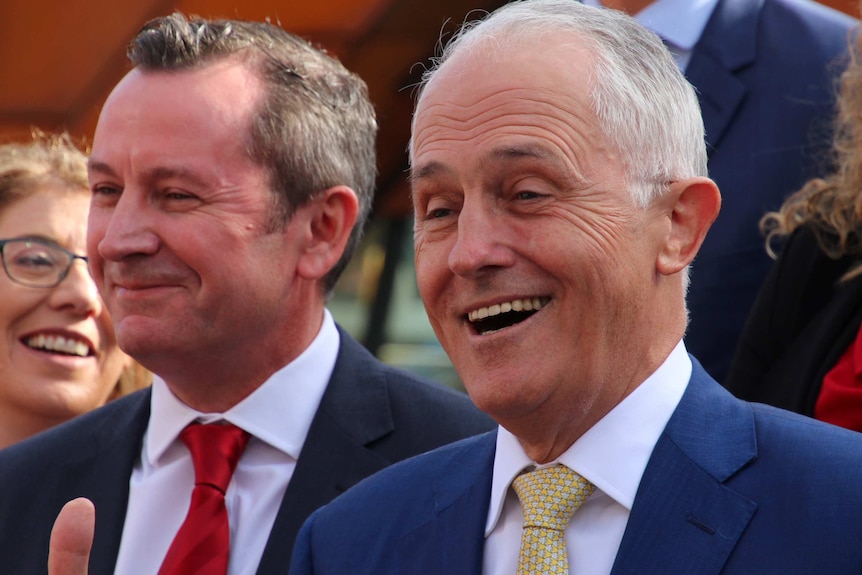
[128,12,378,292]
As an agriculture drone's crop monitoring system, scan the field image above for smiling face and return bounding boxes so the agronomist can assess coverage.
[87,59,329,408]
[0,186,130,443]
[411,35,685,458]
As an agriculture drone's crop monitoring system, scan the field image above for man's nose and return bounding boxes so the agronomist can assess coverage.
[448,202,515,277]
[92,192,159,261]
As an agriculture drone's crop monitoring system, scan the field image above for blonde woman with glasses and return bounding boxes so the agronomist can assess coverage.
[0,133,149,449]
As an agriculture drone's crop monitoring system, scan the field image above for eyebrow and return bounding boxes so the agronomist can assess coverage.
[87,161,210,188]
[489,144,554,162]
[410,161,449,183]
[87,159,117,177]
[493,144,585,187]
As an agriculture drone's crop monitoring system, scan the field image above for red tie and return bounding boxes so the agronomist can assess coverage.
[159,423,250,575]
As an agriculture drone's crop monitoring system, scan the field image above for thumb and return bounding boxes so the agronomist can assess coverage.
[48,498,95,575]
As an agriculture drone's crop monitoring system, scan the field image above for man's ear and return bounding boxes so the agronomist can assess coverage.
[295,185,359,281]
[656,177,721,276]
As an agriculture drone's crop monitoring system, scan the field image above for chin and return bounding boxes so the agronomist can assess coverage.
[463,379,531,420]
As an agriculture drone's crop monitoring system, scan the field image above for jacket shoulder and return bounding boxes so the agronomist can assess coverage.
[0,388,150,475]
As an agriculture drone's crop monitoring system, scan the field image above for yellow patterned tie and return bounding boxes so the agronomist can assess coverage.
[512,464,595,574]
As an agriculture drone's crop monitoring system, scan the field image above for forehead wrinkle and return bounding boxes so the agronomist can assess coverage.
[422,85,589,130]
[414,67,604,191]
[416,91,597,157]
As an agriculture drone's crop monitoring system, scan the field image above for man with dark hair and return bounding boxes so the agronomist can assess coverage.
[0,13,492,574]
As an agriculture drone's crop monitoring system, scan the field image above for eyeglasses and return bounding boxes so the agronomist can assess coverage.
[0,238,89,288]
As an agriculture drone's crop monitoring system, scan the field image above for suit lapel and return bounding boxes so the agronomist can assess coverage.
[64,389,151,574]
[257,330,398,572]
[685,0,759,151]
[394,432,496,575]
[611,363,757,574]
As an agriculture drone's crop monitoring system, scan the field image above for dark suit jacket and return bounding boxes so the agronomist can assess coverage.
[725,225,862,416]
[291,359,862,574]
[0,327,494,574]
[682,0,856,383]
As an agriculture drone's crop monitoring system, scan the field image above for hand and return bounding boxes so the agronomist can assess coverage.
[48,498,95,575]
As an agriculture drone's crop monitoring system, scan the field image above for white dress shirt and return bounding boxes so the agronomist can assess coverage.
[584,0,720,71]
[113,310,340,575]
[483,340,691,575]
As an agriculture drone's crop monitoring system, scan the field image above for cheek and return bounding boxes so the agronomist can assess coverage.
[97,347,130,390]
[414,262,451,339]
[94,308,119,347]
[415,266,438,319]
[413,238,440,298]
[0,290,42,330]
[86,237,106,282]
[86,207,108,251]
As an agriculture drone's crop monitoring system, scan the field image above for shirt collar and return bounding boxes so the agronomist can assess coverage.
[634,0,718,52]
[486,340,691,535]
[581,0,719,52]
[145,309,340,466]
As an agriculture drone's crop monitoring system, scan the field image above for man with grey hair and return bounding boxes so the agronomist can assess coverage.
[289,1,862,573]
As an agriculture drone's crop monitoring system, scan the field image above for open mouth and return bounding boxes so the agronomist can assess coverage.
[467,297,550,335]
[23,334,94,357]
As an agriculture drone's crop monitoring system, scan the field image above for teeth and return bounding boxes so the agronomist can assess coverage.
[468,298,547,322]
[25,334,90,357]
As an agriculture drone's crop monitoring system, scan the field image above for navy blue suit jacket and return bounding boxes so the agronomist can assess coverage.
[291,359,862,574]
[682,0,856,382]
[0,328,494,574]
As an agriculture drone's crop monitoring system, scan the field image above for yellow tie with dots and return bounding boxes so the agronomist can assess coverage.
[512,464,595,574]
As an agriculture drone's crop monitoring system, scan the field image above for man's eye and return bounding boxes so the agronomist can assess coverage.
[516,191,541,200]
[428,208,452,219]
[92,185,120,196]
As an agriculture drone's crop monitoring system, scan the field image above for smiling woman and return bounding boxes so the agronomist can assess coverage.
[0,132,151,450]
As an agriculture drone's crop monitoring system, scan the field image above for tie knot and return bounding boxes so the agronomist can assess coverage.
[180,423,250,494]
[512,464,595,531]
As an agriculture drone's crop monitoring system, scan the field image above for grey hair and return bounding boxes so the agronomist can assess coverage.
[411,0,707,208]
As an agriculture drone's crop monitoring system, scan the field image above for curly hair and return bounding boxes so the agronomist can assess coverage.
[761,27,862,278]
